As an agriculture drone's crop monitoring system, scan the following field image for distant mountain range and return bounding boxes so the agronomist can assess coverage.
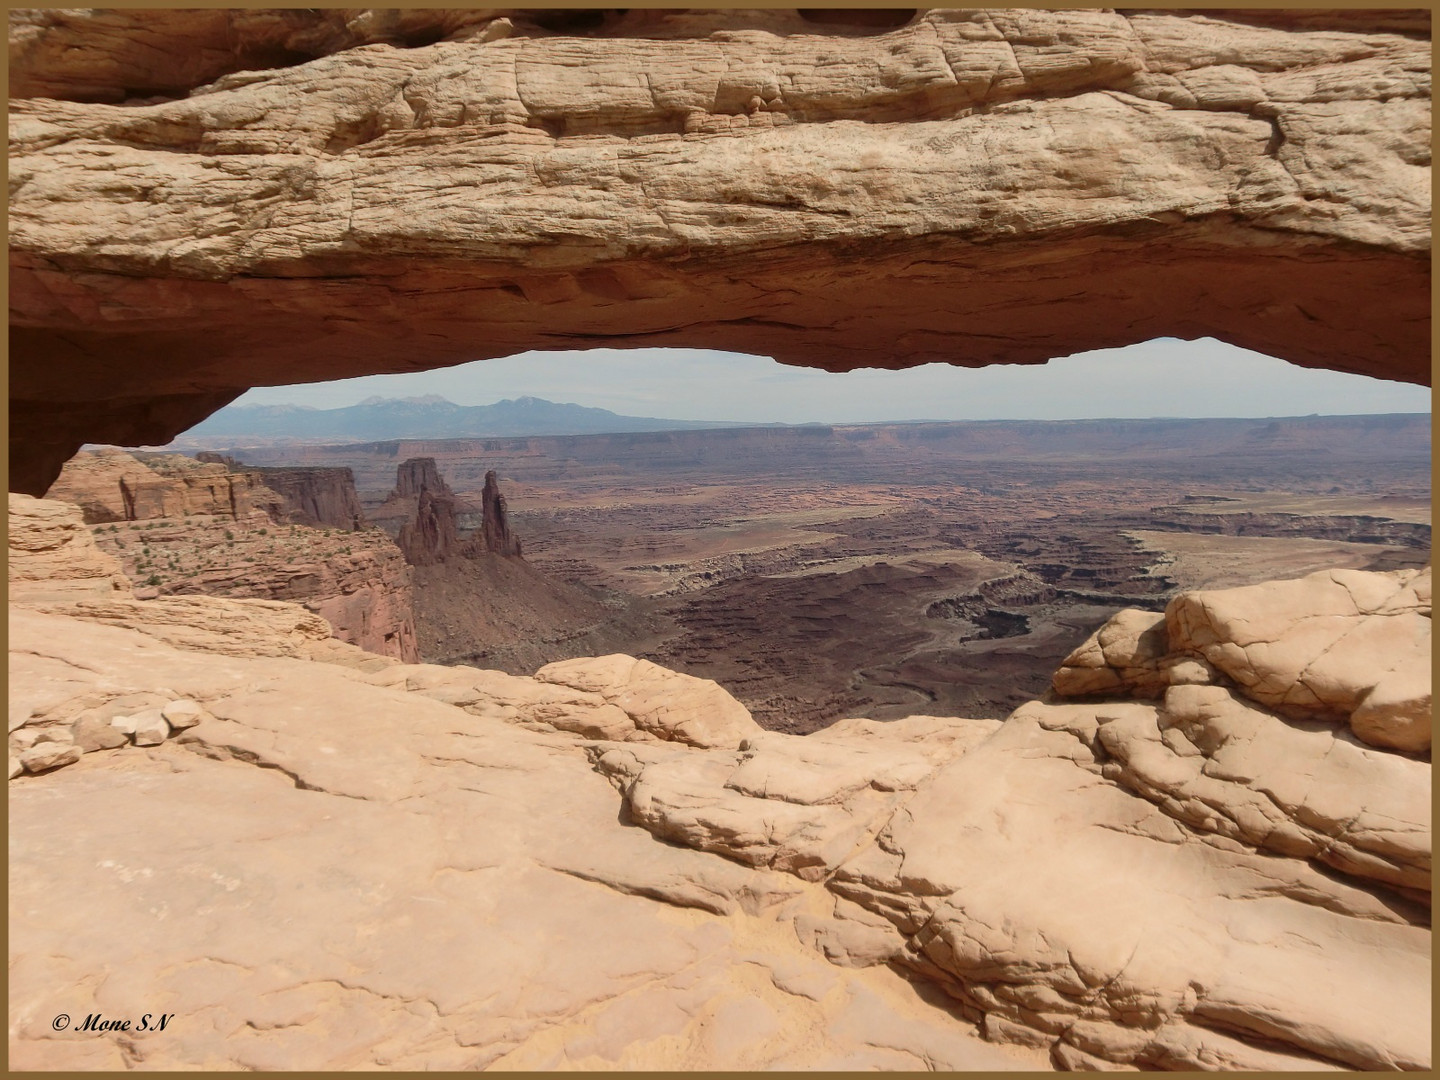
[182,395,745,441]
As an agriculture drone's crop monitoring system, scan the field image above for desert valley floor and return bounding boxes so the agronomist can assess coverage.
[223,415,1431,732]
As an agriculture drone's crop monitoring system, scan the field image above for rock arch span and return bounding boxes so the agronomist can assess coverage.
[9,8,1430,494]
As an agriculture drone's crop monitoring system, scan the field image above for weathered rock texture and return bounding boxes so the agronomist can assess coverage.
[50,448,371,532]
[8,492,133,602]
[36,454,420,662]
[397,489,460,567]
[380,457,521,566]
[383,457,463,566]
[229,462,369,530]
[8,8,1430,492]
[393,456,451,501]
[9,487,1430,1069]
[478,468,522,557]
[1054,565,1433,753]
[45,448,286,523]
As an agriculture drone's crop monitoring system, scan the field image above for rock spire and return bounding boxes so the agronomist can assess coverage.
[478,469,522,558]
[389,458,522,565]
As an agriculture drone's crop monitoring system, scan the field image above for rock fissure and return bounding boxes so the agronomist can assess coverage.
[177,738,370,802]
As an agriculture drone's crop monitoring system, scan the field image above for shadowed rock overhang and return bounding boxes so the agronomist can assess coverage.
[8,7,1431,493]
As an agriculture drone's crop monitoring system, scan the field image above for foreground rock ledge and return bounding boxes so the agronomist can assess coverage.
[9,495,1431,1070]
[8,8,1432,492]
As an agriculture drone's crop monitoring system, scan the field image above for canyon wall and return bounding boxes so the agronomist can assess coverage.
[200,456,370,531]
[45,448,286,523]
[8,8,1430,492]
[90,513,420,664]
[43,451,418,662]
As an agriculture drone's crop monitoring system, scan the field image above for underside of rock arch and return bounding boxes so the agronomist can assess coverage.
[8,7,1431,494]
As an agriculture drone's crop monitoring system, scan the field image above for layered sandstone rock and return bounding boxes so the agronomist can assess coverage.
[381,457,521,567]
[38,455,420,662]
[8,493,132,602]
[248,466,368,530]
[45,448,286,523]
[95,513,417,662]
[194,452,370,530]
[534,654,761,749]
[1054,565,1433,753]
[8,8,1430,492]
[396,489,461,567]
[8,602,1051,1072]
[374,456,468,559]
[9,538,1429,1069]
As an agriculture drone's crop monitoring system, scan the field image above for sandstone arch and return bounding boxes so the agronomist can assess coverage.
[9,8,1430,494]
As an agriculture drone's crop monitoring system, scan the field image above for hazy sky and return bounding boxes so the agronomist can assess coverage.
[228,337,1431,424]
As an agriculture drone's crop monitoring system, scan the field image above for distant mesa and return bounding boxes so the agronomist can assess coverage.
[195,452,367,531]
[175,395,740,445]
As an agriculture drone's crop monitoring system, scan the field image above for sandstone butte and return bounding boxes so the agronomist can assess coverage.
[8,490,1432,1070]
[6,8,1432,493]
[6,7,1434,1072]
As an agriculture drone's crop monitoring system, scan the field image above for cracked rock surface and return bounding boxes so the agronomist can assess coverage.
[8,8,1431,492]
[1056,565,1433,752]
[8,495,1430,1069]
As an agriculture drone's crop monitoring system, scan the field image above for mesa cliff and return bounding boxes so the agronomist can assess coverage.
[9,494,1430,1070]
[196,453,369,531]
[44,450,418,662]
[44,447,288,523]
[8,8,1430,492]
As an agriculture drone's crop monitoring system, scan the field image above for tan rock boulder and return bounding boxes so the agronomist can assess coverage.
[129,709,172,747]
[8,493,131,601]
[19,741,82,774]
[70,714,129,752]
[537,654,763,748]
[1032,685,1431,898]
[592,717,998,884]
[1167,566,1432,751]
[1051,607,1171,698]
[838,706,1429,1070]
[160,699,209,730]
